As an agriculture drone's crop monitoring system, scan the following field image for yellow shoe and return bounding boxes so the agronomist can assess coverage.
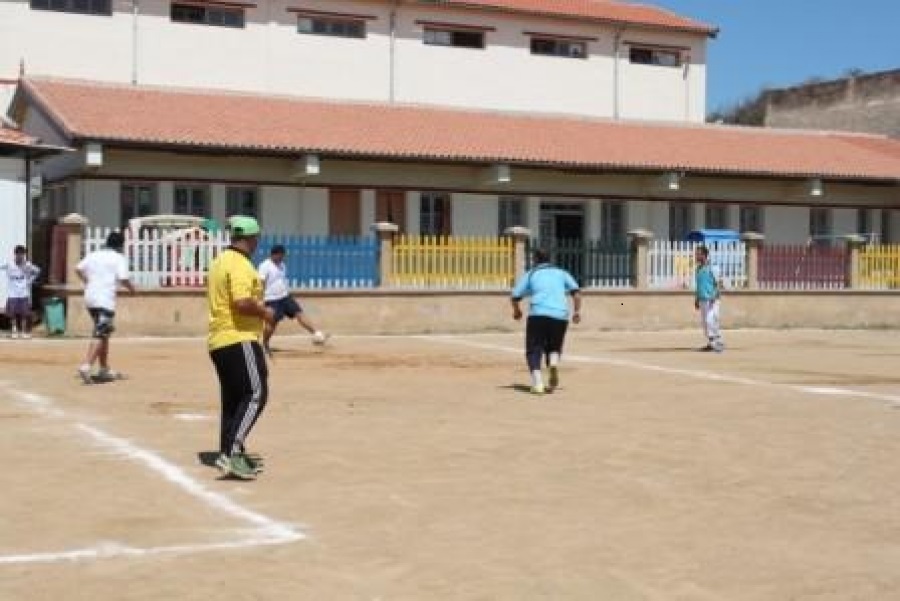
[530,385,545,395]
[548,366,559,391]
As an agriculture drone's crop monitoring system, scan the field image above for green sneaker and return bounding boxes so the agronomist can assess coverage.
[227,453,258,480]
[244,452,265,474]
[548,366,559,391]
[215,453,230,473]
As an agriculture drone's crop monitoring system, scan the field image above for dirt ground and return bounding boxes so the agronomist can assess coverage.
[1,329,900,600]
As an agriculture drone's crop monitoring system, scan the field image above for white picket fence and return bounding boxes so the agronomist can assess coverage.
[84,226,230,288]
[648,240,747,290]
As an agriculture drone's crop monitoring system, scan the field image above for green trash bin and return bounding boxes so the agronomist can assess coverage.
[44,297,66,335]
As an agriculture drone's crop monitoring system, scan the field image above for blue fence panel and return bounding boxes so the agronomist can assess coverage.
[255,235,379,288]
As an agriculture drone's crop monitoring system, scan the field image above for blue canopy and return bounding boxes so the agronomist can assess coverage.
[686,229,740,243]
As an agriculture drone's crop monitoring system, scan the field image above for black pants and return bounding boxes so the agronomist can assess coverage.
[525,316,569,371]
[210,340,269,455]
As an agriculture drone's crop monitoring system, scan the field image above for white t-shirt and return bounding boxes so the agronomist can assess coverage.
[258,258,290,302]
[2,261,40,299]
[77,249,130,311]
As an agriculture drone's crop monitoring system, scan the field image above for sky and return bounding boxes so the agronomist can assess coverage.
[651,0,900,115]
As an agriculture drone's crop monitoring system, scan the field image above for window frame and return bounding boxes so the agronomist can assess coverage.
[627,44,684,68]
[173,184,211,218]
[226,186,261,222]
[170,2,245,28]
[422,24,488,49]
[528,35,588,59]
[30,0,112,16]
[420,192,452,235]
[704,204,730,230]
[297,14,366,38]
[120,182,159,229]
[498,196,526,235]
[809,207,833,245]
[601,200,628,247]
[739,205,765,234]
[668,201,693,241]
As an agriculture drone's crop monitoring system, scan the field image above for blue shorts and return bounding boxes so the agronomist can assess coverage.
[265,297,302,323]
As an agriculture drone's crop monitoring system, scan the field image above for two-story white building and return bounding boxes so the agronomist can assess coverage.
[2,0,899,250]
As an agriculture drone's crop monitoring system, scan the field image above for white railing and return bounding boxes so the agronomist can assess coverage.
[84,226,230,289]
[648,240,747,290]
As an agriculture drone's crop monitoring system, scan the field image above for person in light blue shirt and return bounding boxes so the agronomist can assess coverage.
[510,248,581,395]
[694,245,723,352]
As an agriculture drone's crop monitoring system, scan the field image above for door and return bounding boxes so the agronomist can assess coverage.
[329,189,361,236]
[376,190,406,233]
[538,202,585,281]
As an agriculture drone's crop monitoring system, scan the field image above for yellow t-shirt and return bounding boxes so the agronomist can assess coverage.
[207,248,264,351]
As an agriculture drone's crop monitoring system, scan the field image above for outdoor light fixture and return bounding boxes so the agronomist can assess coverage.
[292,153,320,178]
[84,142,103,169]
[304,153,320,176]
[493,163,511,184]
[808,178,824,197]
[663,171,681,191]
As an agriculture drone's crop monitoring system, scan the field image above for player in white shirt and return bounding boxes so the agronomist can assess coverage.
[258,244,329,354]
[75,231,135,384]
[1,245,41,339]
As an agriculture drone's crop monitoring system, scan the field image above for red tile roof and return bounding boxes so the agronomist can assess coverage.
[22,77,900,182]
[0,124,39,148]
[423,0,717,36]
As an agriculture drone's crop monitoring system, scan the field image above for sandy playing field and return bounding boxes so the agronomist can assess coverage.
[1,329,899,600]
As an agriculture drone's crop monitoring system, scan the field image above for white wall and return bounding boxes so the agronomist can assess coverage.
[79,179,119,226]
[261,185,303,235]
[2,0,709,121]
[360,189,376,234]
[298,187,328,235]
[452,193,498,235]
[764,206,808,244]
[0,157,27,302]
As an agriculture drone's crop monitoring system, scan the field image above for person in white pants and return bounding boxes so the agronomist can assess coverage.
[694,245,723,352]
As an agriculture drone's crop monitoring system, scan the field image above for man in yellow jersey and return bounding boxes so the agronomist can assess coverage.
[207,215,274,480]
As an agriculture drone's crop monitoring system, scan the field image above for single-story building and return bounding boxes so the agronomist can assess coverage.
[8,76,900,255]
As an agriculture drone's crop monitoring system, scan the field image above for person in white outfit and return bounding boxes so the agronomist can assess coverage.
[258,244,329,354]
[76,231,135,383]
[1,245,41,339]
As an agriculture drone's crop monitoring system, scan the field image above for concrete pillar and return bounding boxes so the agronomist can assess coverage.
[504,226,531,280]
[843,234,867,289]
[54,213,89,286]
[740,232,765,290]
[627,229,653,289]
[372,221,399,287]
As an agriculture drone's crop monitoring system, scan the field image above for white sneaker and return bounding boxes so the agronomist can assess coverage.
[22,332,31,340]
[78,366,93,385]
[10,331,18,339]
[312,332,330,346]
[97,368,124,382]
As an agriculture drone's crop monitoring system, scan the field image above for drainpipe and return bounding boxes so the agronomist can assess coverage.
[131,0,140,84]
[683,51,691,122]
[24,150,32,251]
[612,26,625,119]
[389,0,399,102]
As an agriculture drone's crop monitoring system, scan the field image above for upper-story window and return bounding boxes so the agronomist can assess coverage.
[421,22,489,49]
[171,2,245,28]
[297,15,365,38]
[528,35,589,59]
[629,45,682,67]
[30,0,111,16]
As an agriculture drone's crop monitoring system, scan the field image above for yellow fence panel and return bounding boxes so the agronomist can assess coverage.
[391,235,515,289]
[859,245,900,290]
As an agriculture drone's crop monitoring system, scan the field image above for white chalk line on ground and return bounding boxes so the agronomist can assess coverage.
[420,336,900,407]
[0,388,304,566]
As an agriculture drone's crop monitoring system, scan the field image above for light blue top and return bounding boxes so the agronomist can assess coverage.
[511,265,580,320]
[695,263,719,301]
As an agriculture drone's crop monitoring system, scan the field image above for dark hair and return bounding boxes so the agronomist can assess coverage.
[271,244,286,256]
[14,245,26,254]
[697,245,710,257]
[106,231,125,250]
[532,248,551,265]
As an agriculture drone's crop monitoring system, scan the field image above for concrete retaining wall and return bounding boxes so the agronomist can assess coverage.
[45,288,900,338]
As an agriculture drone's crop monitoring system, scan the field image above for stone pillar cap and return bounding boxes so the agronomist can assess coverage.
[503,226,531,237]
[371,222,399,233]
[740,231,765,242]
[842,234,867,244]
[627,229,654,240]
[59,213,89,226]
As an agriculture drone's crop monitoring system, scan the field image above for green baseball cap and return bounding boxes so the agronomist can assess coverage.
[228,215,261,237]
